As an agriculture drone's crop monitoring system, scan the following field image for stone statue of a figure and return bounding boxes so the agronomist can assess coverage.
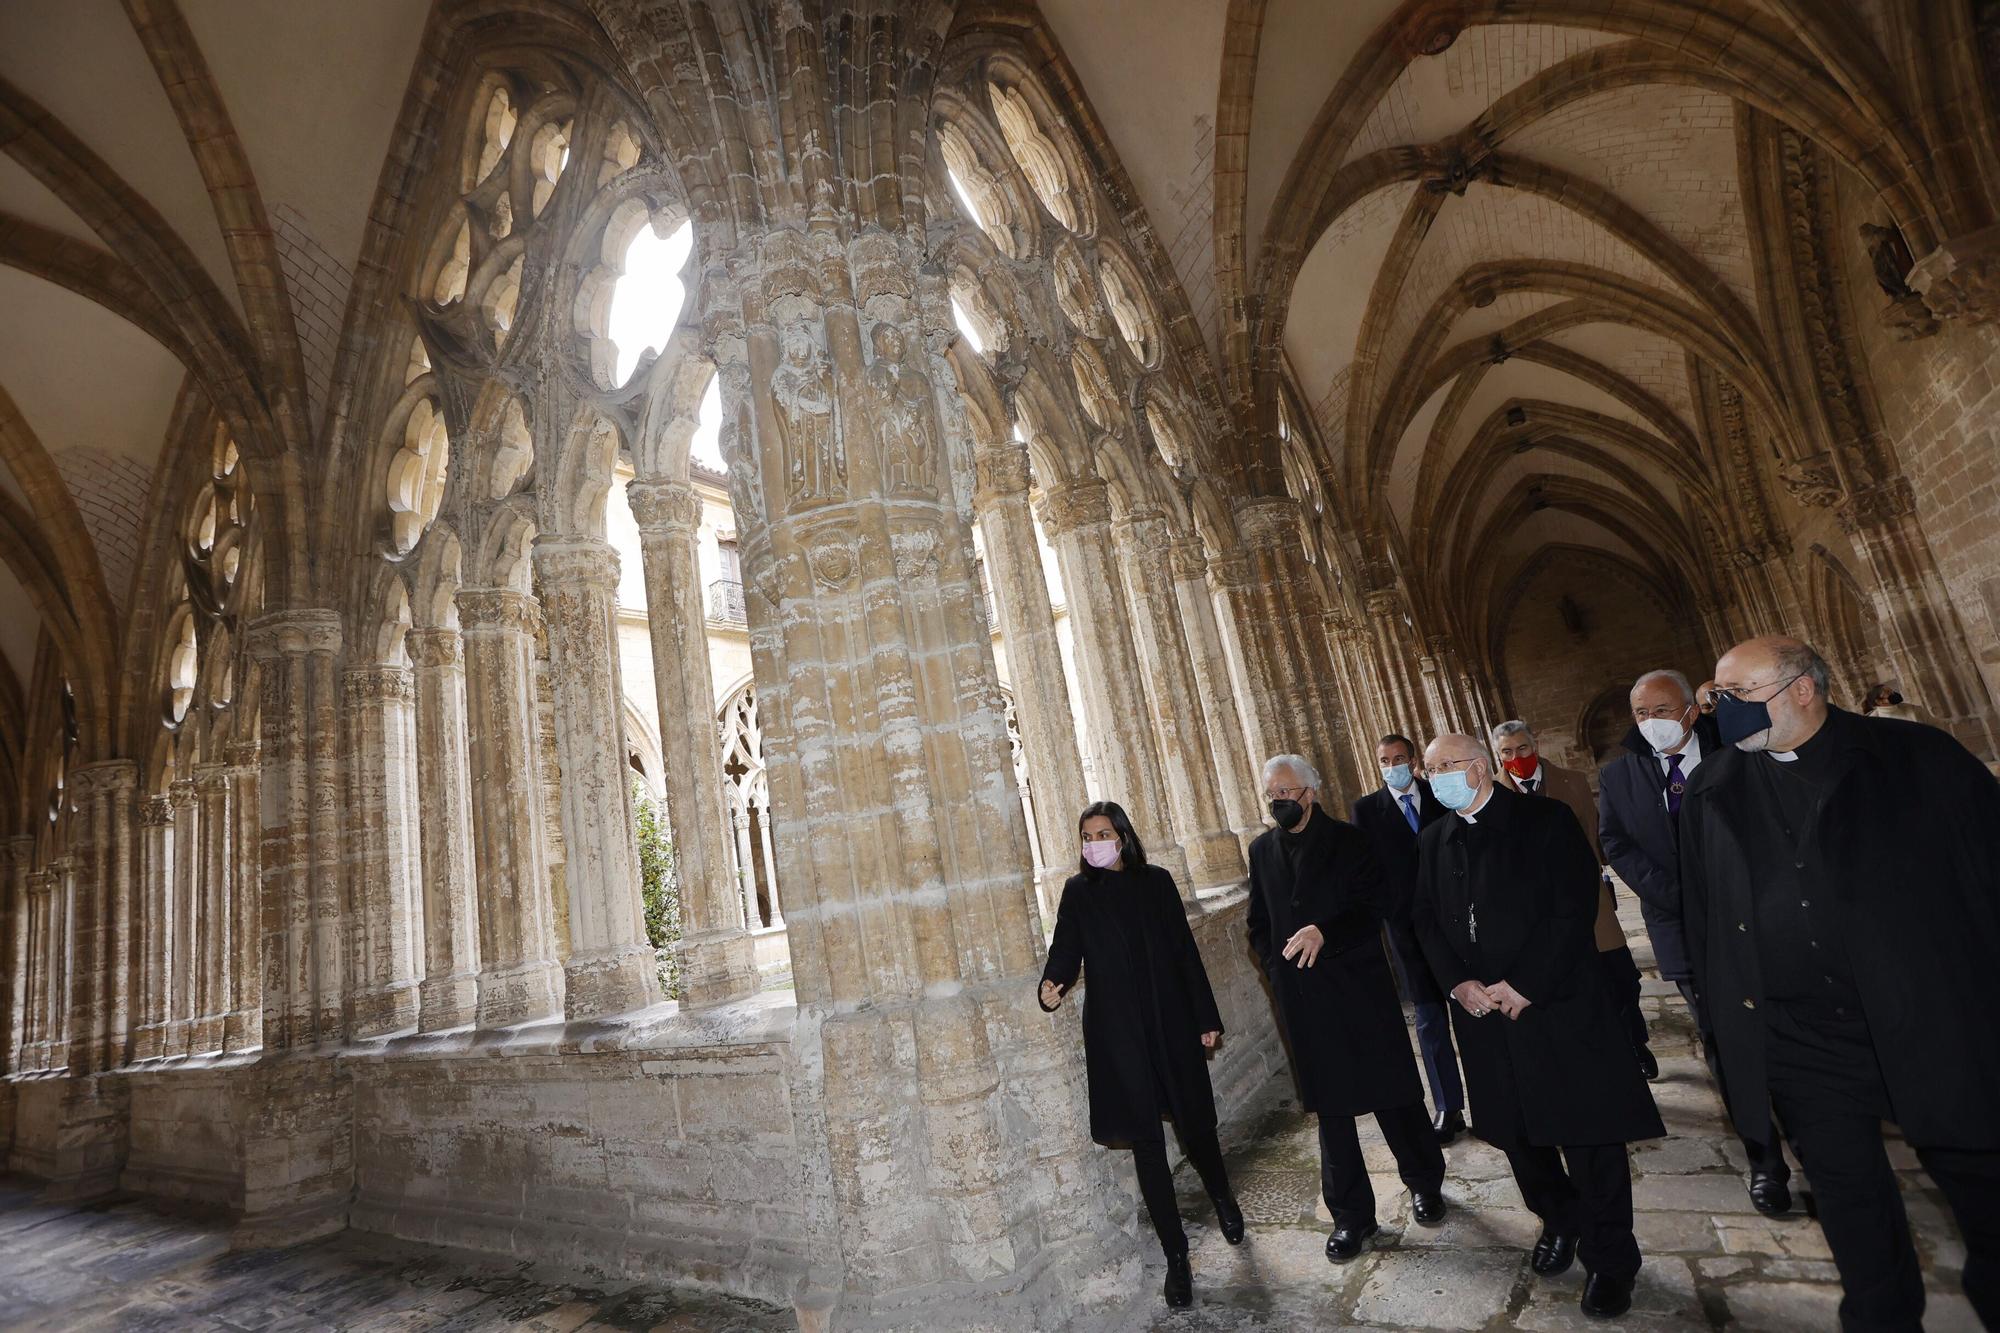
[1859,222,1917,299]
[773,323,841,508]
[866,322,939,498]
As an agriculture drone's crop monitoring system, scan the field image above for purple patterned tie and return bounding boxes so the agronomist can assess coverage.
[1666,754,1686,816]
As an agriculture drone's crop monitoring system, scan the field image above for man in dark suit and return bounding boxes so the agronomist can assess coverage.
[1682,637,2000,1330]
[1351,732,1466,1143]
[1598,667,1791,1217]
[1415,732,1665,1321]
[1249,753,1449,1263]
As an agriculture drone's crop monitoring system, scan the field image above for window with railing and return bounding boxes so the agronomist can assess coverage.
[707,578,746,625]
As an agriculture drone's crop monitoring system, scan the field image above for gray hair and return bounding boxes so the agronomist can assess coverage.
[1261,754,1321,790]
[1773,641,1833,699]
[1631,668,1694,703]
[1490,719,1533,745]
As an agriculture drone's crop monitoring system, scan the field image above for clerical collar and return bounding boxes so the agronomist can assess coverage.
[1456,787,1496,822]
[1768,749,1799,764]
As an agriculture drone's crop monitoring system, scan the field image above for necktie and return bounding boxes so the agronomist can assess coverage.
[1524,777,1539,795]
[1666,754,1686,816]
[1399,793,1419,834]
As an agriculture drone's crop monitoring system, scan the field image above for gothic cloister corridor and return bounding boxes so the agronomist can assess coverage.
[2,0,1998,1329]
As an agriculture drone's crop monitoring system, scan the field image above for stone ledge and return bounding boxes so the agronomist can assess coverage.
[337,987,799,1064]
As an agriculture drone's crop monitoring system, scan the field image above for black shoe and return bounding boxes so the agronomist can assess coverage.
[1163,1253,1192,1308]
[1749,1171,1792,1217]
[1325,1221,1379,1263]
[1580,1272,1634,1318]
[1636,1047,1660,1081]
[1412,1191,1448,1226]
[1214,1194,1245,1245]
[1432,1108,1467,1144]
[1531,1229,1579,1276]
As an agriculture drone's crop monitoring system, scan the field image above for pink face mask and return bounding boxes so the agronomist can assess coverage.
[1081,840,1121,870]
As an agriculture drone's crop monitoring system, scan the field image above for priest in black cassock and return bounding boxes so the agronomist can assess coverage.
[1248,753,1449,1264]
[1682,636,2000,1332]
[1414,732,1664,1321]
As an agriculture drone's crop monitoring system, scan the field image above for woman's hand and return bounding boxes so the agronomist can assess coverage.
[1200,1030,1221,1050]
[1038,979,1067,1010]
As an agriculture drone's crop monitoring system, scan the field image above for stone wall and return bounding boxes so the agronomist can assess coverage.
[1187,887,1289,1123]
[121,1065,246,1209]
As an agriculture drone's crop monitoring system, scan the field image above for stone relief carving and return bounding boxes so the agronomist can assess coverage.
[1909,222,2000,328]
[1776,452,1842,508]
[1051,238,1107,337]
[990,81,1079,232]
[773,322,842,510]
[1859,222,1940,340]
[865,322,940,499]
[890,527,941,581]
[1070,343,1118,431]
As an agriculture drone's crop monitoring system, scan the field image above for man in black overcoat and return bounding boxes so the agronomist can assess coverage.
[1414,732,1664,1321]
[1599,666,1792,1216]
[1681,636,2000,1331]
[1248,753,1449,1263]
[1350,732,1467,1143]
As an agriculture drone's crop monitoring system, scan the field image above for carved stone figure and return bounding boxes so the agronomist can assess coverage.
[866,322,940,499]
[772,322,841,510]
[1859,222,1917,298]
[1777,452,1842,508]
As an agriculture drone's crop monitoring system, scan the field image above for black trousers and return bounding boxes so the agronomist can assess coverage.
[1318,1100,1446,1229]
[1677,979,1790,1181]
[1597,943,1650,1055]
[1765,1001,2000,1332]
[1130,1123,1233,1259]
[1500,1139,1642,1282]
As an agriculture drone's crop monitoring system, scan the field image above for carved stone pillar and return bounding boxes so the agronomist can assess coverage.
[246,609,346,1049]
[457,587,563,1026]
[405,628,481,1031]
[530,536,662,1020]
[1363,586,1432,740]
[972,443,1089,906]
[1218,497,1348,798]
[190,761,232,1054]
[627,479,757,1006]
[1037,477,1189,888]
[23,867,54,1070]
[1840,481,2000,757]
[60,762,135,1072]
[0,837,28,1074]
[1169,540,1261,844]
[167,777,199,1056]
[223,743,261,1051]
[341,666,423,1037]
[130,802,169,1062]
[1113,510,1244,890]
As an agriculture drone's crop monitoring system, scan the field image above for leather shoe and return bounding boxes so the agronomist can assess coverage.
[1325,1220,1379,1263]
[1163,1253,1192,1308]
[1530,1229,1579,1277]
[1412,1191,1448,1226]
[1580,1272,1634,1318]
[1214,1194,1245,1245]
[1748,1171,1792,1217]
[1636,1046,1660,1081]
[1433,1108,1467,1144]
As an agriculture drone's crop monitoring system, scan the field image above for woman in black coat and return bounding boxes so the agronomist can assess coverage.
[1040,801,1242,1309]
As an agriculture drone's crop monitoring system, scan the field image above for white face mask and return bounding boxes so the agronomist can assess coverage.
[1638,715,1689,752]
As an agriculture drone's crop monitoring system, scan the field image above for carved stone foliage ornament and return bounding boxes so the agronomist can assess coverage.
[1051,238,1107,338]
[774,321,843,510]
[1776,452,1842,508]
[1909,223,2000,327]
[865,322,940,500]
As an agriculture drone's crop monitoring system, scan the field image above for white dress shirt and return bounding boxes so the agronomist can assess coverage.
[1655,733,1703,808]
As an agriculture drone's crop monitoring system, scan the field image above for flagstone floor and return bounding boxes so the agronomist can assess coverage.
[0,902,1978,1331]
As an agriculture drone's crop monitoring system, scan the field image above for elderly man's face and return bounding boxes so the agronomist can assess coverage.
[1494,732,1537,765]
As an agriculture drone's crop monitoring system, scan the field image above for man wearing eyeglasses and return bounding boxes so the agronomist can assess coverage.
[1680,635,2000,1331]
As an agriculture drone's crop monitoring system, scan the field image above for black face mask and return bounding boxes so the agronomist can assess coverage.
[1269,799,1305,830]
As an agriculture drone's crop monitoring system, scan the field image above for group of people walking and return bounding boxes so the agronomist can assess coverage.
[1040,634,2000,1329]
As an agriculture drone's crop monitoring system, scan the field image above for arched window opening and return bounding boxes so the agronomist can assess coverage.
[474,85,516,186]
[1100,261,1158,367]
[388,399,451,553]
[530,119,572,216]
[484,254,525,343]
[599,121,642,186]
[989,81,1080,233]
[607,217,694,385]
[1144,398,1189,475]
[951,294,987,355]
[434,220,471,305]
[719,684,782,932]
[167,612,198,724]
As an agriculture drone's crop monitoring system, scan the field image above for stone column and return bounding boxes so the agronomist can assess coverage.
[531,536,663,1020]
[626,478,758,1005]
[167,777,199,1056]
[190,761,232,1054]
[59,761,135,1072]
[24,867,53,1069]
[1037,476,1188,887]
[456,588,563,1026]
[45,862,71,1068]
[405,628,481,1031]
[223,743,261,1051]
[1170,540,1261,843]
[131,803,169,1061]
[341,666,423,1037]
[1364,586,1431,739]
[1841,481,2000,758]
[247,609,346,1050]
[972,442,1089,909]
[1112,510,1244,890]
[0,838,27,1073]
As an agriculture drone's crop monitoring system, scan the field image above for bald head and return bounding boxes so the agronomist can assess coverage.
[1712,635,1831,752]
[1424,732,1494,811]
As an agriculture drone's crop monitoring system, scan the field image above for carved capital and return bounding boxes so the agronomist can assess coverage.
[1038,477,1112,538]
[1112,509,1171,557]
[1909,223,2000,326]
[1206,552,1252,590]
[192,761,232,795]
[1364,588,1406,620]
[626,479,704,534]
[1836,477,1918,534]
[531,536,621,591]
[343,664,415,708]
[1168,539,1207,582]
[456,588,541,636]
[1879,292,1941,341]
[168,777,199,811]
[973,442,1032,503]
[141,794,174,828]
[226,741,261,774]
[404,626,463,670]
[246,608,342,661]
[1234,496,1301,550]
[1776,452,1842,508]
[66,759,137,801]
